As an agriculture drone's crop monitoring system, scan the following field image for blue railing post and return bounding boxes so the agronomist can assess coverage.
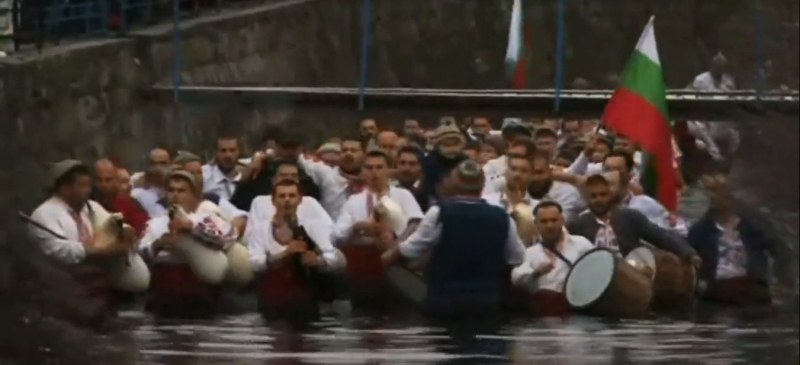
[553,0,567,114]
[357,0,373,111]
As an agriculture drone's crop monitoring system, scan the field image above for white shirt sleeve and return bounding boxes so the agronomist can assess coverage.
[398,206,442,260]
[565,152,591,176]
[510,247,538,290]
[396,188,424,221]
[139,217,169,260]
[302,218,344,273]
[302,197,334,226]
[29,205,86,265]
[331,198,357,245]
[504,218,527,266]
[298,155,335,186]
[218,198,247,221]
[244,223,270,272]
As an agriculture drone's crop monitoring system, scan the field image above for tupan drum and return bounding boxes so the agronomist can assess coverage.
[625,246,697,309]
[564,248,653,318]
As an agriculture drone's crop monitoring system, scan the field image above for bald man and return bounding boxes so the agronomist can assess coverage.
[131,148,172,188]
[376,130,400,162]
[94,159,149,235]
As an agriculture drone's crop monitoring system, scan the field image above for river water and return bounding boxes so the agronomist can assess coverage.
[120,297,798,365]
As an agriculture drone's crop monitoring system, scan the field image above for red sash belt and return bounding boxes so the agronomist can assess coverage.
[340,244,386,293]
[259,264,313,309]
[529,289,570,317]
[149,263,216,310]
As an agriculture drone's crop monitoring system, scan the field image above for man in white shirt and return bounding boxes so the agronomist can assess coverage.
[482,137,536,195]
[483,154,539,212]
[246,180,344,313]
[30,160,137,265]
[245,160,333,235]
[298,136,366,221]
[202,135,246,201]
[130,148,171,189]
[511,201,594,316]
[483,119,533,182]
[691,52,736,92]
[380,160,526,316]
[527,152,586,221]
[689,52,740,158]
[131,165,169,218]
[332,150,424,244]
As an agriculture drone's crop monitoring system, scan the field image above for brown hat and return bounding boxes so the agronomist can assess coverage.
[167,169,202,193]
[49,159,88,189]
[433,118,465,145]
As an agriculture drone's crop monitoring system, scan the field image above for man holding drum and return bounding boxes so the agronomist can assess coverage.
[511,201,594,316]
[568,174,700,264]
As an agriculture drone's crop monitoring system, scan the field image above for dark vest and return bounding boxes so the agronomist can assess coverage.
[203,192,221,205]
[424,199,510,310]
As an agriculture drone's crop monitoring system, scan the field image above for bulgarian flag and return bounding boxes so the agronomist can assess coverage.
[603,16,678,211]
[505,0,528,89]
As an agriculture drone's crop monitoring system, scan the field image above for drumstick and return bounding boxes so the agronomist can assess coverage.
[18,211,68,240]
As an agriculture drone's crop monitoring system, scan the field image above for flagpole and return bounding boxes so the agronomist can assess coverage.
[553,0,567,114]
[357,0,374,111]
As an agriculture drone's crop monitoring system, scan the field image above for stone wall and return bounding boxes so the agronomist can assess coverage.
[0,0,797,207]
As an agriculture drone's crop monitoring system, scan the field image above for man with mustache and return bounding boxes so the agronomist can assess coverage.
[93,158,149,236]
[567,174,699,265]
[483,154,538,213]
[527,151,586,221]
[482,137,536,196]
[393,146,428,211]
[203,134,247,201]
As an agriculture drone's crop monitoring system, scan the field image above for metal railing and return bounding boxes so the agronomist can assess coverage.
[0,0,235,53]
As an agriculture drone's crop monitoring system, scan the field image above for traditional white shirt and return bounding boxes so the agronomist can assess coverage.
[245,212,344,273]
[332,186,424,244]
[511,232,594,292]
[202,164,242,201]
[29,197,111,265]
[715,219,748,280]
[297,156,353,221]
[398,204,526,265]
[483,178,585,221]
[623,193,688,236]
[692,72,736,92]
[564,152,603,176]
[139,209,236,263]
[131,186,167,218]
[245,195,332,236]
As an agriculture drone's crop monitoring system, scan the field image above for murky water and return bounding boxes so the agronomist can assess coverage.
[121,298,798,365]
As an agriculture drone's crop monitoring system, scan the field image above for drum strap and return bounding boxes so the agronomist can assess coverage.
[543,245,573,269]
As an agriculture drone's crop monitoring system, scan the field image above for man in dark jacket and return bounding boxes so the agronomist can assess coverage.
[421,118,468,206]
[567,174,699,263]
[230,131,321,211]
[687,168,793,305]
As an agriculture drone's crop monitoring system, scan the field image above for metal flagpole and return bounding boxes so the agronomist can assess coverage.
[357,0,373,111]
[553,0,567,114]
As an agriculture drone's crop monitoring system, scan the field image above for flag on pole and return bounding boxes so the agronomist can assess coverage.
[505,0,528,89]
[603,16,677,211]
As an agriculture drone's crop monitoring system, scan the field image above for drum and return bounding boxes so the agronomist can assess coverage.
[625,246,697,309]
[173,236,229,285]
[224,242,254,286]
[529,290,571,318]
[258,263,313,310]
[339,238,387,301]
[147,262,218,317]
[564,248,653,318]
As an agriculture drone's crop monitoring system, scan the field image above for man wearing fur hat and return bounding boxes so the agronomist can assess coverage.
[380,160,526,316]
[420,117,468,206]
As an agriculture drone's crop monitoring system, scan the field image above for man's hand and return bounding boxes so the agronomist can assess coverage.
[688,254,703,269]
[534,260,555,276]
[247,152,269,180]
[286,240,309,254]
[301,251,325,268]
[169,215,193,233]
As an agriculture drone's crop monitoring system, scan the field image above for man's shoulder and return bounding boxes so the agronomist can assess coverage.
[568,234,593,248]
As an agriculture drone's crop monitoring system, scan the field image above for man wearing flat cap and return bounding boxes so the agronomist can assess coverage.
[381,160,526,316]
[420,118,469,206]
[30,160,138,265]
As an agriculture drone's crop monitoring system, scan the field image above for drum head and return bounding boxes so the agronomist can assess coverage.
[565,249,616,308]
[625,247,657,276]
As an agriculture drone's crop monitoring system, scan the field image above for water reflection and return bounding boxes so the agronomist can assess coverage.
[128,298,798,365]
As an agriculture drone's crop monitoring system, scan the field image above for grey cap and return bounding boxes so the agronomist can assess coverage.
[454,159,485,191]
[167,169,202,193]
[173,151,202,165]
[501,118,524,130]
[317,142,342,154]
[49,159,88,189]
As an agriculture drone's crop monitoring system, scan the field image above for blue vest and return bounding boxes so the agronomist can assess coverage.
[424,199,510,309]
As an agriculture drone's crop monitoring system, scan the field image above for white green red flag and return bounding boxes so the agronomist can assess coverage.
[603,16,678,211]
[505,0,528,89]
